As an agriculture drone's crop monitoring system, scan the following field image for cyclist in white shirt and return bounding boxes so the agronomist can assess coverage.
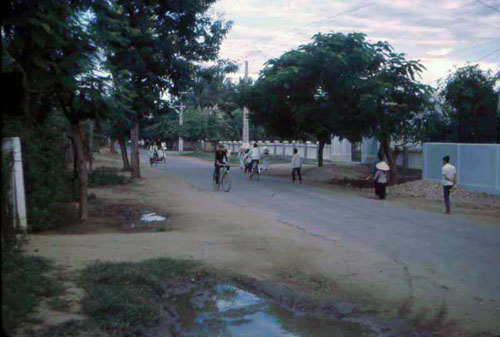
[249,143,261,174]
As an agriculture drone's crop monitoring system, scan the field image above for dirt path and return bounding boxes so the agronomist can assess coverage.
[23,150,500,336]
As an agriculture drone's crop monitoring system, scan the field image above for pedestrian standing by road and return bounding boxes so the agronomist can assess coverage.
[291,148,303,184]
[373,161,389,199]
[262,147,270,170]
[244,149,252,174]
[442,156,457,214]
[239,146,246,169]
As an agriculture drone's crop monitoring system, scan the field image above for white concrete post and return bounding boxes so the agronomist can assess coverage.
[242,61,250,144]
[2,138,28,234]
[179,102,185,152]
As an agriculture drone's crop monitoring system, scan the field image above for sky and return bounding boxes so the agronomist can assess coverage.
[211,0,500,87]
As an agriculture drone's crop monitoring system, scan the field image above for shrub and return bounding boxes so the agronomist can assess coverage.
[88,167,129,187]
[2,118,70,232]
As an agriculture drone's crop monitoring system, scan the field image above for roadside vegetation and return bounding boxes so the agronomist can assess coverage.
[88,167,130,188]
[75,259,201,337]
[1,244,63,334]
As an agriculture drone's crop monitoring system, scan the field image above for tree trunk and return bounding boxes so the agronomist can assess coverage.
[381,138,399,185]
[110,139,116,153]
[130,119,141,178]
[118,136,131,171]
[70,122,89,222]
[317,138,326,167]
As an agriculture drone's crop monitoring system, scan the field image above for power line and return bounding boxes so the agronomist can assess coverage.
[473,46,500,62]
[476,0,500,13]
[237,1,377,50]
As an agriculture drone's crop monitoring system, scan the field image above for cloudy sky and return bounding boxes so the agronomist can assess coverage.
[212,0,500,87]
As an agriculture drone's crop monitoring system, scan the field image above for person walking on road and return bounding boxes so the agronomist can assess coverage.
[238,146,246,169]
[373,161,389,199]
[442,156,457,214]
[262,147,270,170]
[291,148,303,184]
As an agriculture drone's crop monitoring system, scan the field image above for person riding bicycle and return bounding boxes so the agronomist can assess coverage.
[249,143,261,174]
[214,144,228,185]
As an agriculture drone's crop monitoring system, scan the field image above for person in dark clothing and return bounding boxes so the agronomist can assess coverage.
[214,144,228,184]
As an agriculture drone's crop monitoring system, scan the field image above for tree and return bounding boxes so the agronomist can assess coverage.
[3,0,109,221]
[440,65,500,143]
[358,53,433,184]
[92,0,232,178]
[247,33,386,166]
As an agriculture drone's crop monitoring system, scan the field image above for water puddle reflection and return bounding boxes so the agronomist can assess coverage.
[182,284,376,337]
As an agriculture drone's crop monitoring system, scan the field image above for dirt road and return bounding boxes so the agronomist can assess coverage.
[24,150,500,336]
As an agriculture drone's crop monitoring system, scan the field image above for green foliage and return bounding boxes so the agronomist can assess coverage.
[440,65,500,143]
[79,258,199,336]
[2,117,70,232]
[88,167,130,187]
[1,246,62,333]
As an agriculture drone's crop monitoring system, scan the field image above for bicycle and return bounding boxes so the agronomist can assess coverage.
[249,160,261,181]
[213,164,231,192]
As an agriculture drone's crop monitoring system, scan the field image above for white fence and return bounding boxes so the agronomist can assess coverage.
[223,141,333,162]
[423,143,500,196]
[223,138,424,170]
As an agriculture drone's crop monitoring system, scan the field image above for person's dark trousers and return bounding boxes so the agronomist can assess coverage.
[443,185,452,212]
[292,168,302,182]
[214,165,221,184]
[375,182,386,199]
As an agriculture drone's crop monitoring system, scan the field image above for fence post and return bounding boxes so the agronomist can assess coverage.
[2,138,27,235]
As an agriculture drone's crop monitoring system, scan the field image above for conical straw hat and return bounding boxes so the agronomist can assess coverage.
[376,161,390,171]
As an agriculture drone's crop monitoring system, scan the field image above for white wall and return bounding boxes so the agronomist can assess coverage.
[423,143,500,196]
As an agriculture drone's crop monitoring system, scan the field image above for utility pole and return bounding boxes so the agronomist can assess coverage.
[178,101,185,152]
[497,90,500,144]
[88,120,94,170]
[243,61,250,145]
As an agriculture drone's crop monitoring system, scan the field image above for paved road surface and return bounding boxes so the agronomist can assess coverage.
[145,151,500,330]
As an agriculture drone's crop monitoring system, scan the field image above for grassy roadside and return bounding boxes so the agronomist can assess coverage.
[1,244,63,334]
[46,258,205,337]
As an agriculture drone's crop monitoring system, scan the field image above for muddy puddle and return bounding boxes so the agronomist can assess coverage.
[162,284,376,337]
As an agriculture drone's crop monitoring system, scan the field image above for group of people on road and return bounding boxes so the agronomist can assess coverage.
[215,142,457,215]
[237,143,271,174]
[214,142,302,184]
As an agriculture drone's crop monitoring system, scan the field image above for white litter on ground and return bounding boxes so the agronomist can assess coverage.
[141,212,166,222]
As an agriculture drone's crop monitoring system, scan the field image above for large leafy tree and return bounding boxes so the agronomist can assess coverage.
[248,33,386,166]
[440,65,500,143]
[358,53,433,183]
[3,0,109,221]
[92,0,232,178]
[248,32,432,176]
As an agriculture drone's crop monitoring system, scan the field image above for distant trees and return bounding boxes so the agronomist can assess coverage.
[2,0,232,223]
[92,0,232,178]
[440,65,500,143]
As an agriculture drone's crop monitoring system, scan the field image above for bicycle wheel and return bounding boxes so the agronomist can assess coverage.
[213,171,219,190]
[221,171,231,192]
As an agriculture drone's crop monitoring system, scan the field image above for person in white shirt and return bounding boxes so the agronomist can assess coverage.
[238,147,246,169]
[244,149,252,174]
[373,161,389,199]
[249,143,261,174]
[262,147,270,170]
[291,148,303,183]
[442,155,457,214]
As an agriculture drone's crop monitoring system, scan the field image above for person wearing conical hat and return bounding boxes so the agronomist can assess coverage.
[373,161,389,199]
